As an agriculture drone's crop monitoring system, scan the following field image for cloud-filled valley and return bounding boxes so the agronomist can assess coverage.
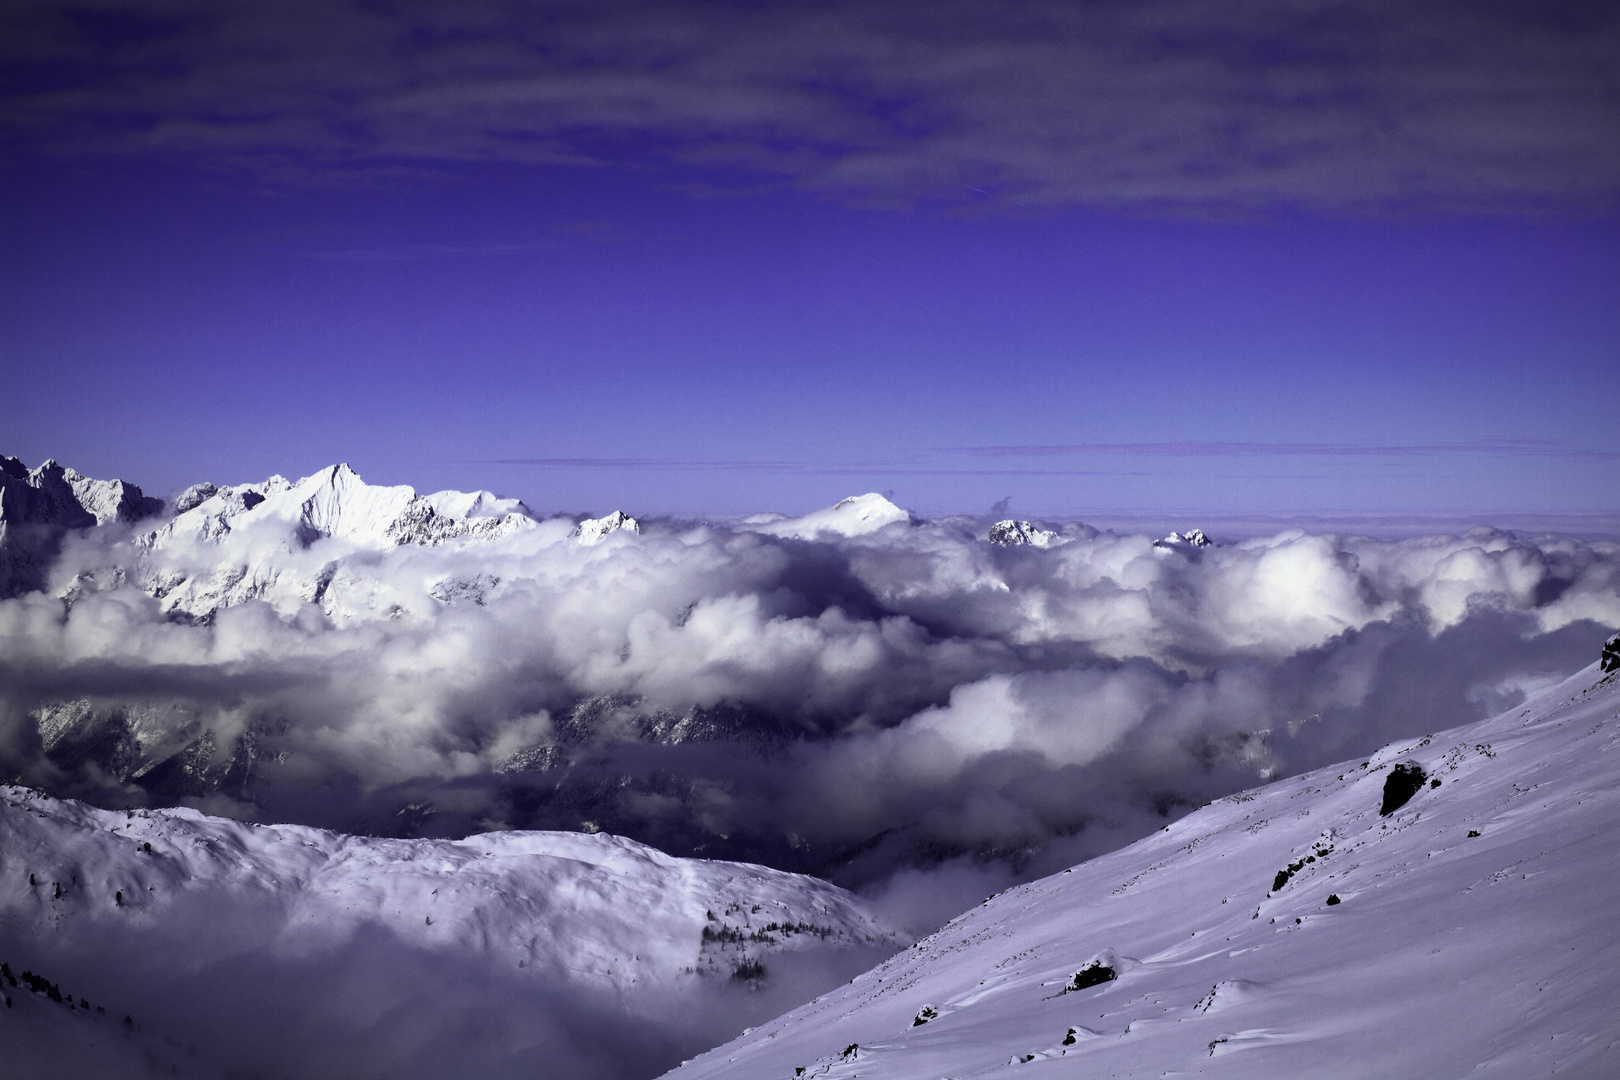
[2,455,1616,921]
[6,4,1616,1073]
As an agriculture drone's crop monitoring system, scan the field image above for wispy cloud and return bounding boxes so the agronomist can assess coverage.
[309,242,553,261]
[482,438,1620,479]
[958,440,1620,460]
[6,0,1616,215]
[485,457,1138,478]
[307,221,640,259]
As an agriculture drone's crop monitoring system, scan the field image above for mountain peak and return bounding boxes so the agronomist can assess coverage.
[0,455,161,529]
[1155,528,1211,550]
[573,510,639,545]
[988,519,1062,548]
[760,493,912,539]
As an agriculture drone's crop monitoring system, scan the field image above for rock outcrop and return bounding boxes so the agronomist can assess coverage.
[988,519,1062,548]
[1154,528,1211,550]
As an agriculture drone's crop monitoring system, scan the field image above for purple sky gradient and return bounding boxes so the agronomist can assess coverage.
[2,1,1617,520]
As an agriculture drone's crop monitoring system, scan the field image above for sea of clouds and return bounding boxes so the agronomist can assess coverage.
[2,472,1617,928]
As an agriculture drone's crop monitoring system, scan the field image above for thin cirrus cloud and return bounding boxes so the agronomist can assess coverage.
[485,439,1619,477]
[3,0,1617,214]
[485,457,1127,478]
[481,457,1344,483]
[308,242,557,261]
[959,439,1620,460]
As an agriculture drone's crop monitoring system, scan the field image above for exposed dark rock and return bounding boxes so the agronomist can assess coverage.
[1380,762,1427,815]
[1067,962,1116,991]
[1272,858,1306,892]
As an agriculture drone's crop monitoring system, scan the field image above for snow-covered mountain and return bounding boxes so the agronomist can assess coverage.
[1,458,555,620]
[0,456,162,529]
[574,509,641,545]
[987,519,1062,548]
[663,658,1620,1080]
[147,463,536,551]
[754,493,912,539]
[0,456,164,598]
[0,790,906,1079]
[1155,527,1212,549]
[123,462,546,621]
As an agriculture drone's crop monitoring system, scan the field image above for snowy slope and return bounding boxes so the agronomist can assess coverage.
[0,794,906,1079]
[663,664,1620,1080]
[0,962,203,1079]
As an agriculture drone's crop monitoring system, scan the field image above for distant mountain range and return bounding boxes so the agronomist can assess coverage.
[3,454,1613,881]
[0,458,922,836]
[1,457,908,617]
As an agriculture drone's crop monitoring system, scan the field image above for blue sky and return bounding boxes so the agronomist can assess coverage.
[3,0,1617,519]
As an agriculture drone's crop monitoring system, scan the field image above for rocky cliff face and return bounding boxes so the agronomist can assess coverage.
[1,456,163,529]
[1,457,163,597]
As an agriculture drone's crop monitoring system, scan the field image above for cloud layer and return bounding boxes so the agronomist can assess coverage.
[3,462,1616,916]
[5,0,1617,213]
